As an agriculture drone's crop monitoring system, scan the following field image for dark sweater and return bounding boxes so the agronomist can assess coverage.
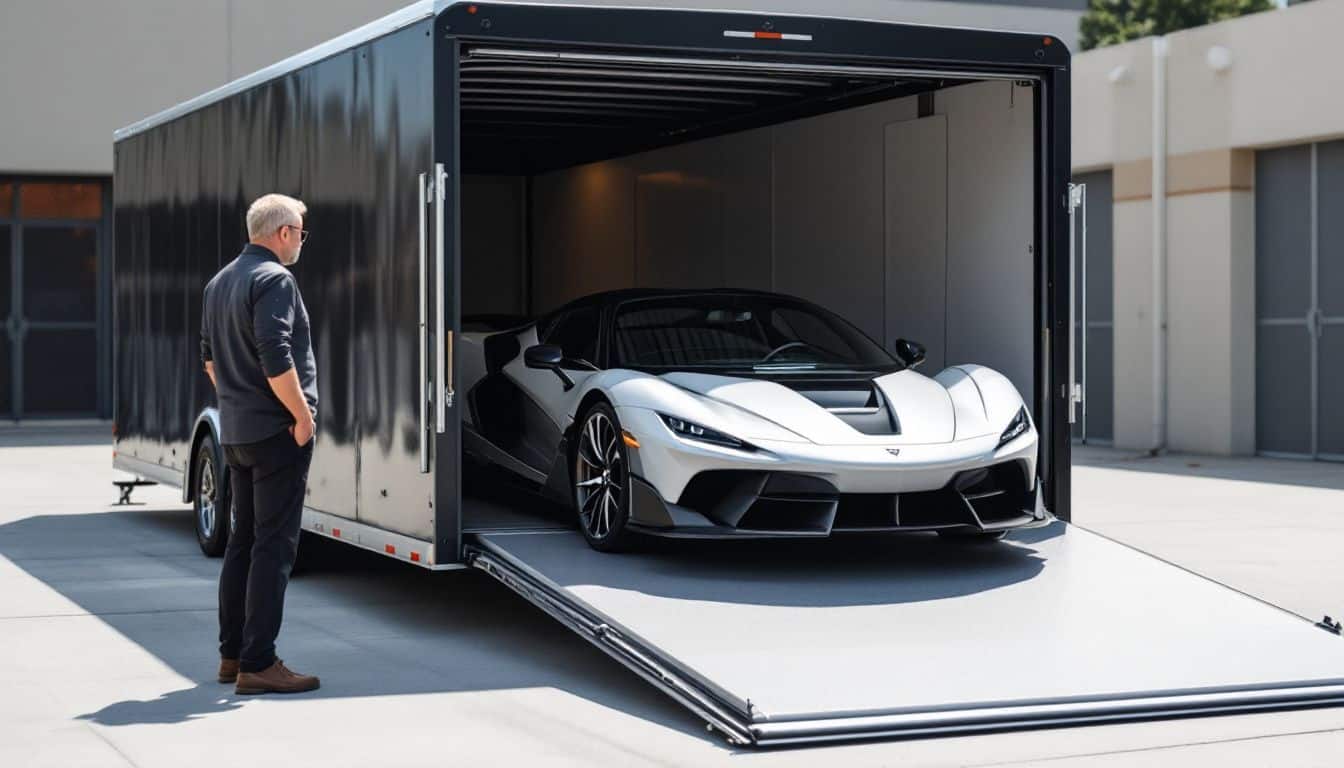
[200,243,318,445]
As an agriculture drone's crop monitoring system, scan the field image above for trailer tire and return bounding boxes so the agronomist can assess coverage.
[192,434,231,557]
[572,402,636,553]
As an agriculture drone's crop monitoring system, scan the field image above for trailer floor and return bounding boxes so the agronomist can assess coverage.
[6,430,1344,766]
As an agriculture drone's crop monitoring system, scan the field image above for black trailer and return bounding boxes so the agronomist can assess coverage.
[113,0,1344,747]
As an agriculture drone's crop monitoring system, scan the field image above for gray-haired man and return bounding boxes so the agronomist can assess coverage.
[200,193,320,694]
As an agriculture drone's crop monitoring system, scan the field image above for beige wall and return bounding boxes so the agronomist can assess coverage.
[1075,1,1344,169]
[1072,0,1344,455]
[0,0,411,175]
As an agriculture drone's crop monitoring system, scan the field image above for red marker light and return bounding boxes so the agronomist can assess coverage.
[467,4,478,13]
[1043,37,1054,45]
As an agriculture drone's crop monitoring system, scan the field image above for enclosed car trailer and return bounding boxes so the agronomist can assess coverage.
[114,0,1344,747]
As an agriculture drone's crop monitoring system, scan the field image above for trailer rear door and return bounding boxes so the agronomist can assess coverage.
[466,524,1344,746]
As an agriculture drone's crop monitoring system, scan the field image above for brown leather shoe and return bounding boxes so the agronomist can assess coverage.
[235,659,320,695]
[218,658,239,684]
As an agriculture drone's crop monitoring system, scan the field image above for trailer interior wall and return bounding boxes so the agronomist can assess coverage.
[461,79,1036,405]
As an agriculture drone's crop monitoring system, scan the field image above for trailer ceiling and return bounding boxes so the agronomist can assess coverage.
[459,46,971,174]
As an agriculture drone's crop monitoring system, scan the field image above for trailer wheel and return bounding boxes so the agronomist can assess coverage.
[193,434,231,557]
[573,402,635,552]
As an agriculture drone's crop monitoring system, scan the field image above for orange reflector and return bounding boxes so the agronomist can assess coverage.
[1043,37,1053,45]
[333,528,341,537]
[386,544,396,555]
[410,552,421,562]
[622,430,640,449]
[467,4,478,13]
[755,31,783,39]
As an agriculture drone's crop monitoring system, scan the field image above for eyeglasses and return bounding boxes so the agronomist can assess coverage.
[281,224,310,244]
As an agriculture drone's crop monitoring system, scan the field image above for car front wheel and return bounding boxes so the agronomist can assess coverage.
[572,402,636,553]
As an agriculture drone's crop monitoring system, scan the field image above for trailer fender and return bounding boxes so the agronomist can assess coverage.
[184,408,222,504]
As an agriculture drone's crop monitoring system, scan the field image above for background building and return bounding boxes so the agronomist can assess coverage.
[1,0,1083,423]
[1071,0,1343,461]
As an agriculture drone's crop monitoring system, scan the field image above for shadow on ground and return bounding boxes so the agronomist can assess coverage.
[1,499,1059,739]
[0,505,705,738]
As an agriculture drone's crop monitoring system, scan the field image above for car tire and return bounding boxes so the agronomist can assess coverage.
[193,434,231,557]
[572,402,636,553]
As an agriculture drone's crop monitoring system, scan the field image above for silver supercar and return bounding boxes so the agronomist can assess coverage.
[460,289,1051,552]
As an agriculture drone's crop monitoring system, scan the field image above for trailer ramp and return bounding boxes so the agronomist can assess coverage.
[465,523,1344,746]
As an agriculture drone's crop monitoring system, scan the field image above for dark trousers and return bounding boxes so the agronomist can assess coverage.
[218,429,314,673]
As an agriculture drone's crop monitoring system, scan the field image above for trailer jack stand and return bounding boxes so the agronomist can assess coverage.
[113,479,156,505]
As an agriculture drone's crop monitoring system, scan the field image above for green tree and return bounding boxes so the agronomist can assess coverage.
[1079,0,1275,50]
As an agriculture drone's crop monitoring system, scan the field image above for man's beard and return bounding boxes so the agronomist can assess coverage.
[282,249,301,266]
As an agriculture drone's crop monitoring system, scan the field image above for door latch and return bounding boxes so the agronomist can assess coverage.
[1307,307,1324,339]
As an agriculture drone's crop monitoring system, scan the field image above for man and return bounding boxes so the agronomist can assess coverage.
[200,193,320,695]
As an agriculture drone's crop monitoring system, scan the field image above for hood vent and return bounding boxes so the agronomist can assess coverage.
[790,380,901,436]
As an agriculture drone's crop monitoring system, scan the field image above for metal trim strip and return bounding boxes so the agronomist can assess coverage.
[749,683,1344,745]
[302,508,463,570]
[113,453,183,487]
[466,543,754,745]
[464,47,1041,83]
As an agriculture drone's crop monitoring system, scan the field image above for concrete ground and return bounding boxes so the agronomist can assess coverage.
[4,428,1344,767]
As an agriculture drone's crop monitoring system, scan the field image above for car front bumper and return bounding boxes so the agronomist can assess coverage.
[615,406,1049,539]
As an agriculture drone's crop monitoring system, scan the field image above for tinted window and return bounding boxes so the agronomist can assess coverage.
[543,307,599,363]
[613,294,896,372]
[771,308,864,362]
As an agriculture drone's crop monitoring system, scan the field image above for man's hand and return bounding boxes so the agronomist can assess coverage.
[290,413,315,447]
[204,361,217,390]
[266,366,314,447]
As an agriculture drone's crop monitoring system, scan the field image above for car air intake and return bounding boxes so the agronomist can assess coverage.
[789,380,900,436]
[953,462,1031,524]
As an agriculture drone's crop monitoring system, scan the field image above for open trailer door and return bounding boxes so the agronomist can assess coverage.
[467,525,1344,746]
[441,2,1344,748]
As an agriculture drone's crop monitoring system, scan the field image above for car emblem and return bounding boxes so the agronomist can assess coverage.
[885,448,901,457]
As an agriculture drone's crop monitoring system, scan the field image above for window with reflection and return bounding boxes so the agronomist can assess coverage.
[22,226,97,322]
[19,182,102,220]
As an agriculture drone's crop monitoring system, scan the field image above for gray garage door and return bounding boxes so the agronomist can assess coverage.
[1255,141,1344,460]
[1071,171,1113,443]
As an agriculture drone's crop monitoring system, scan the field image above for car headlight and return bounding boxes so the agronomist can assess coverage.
[658,413,755,451]
[997,407,1030,449]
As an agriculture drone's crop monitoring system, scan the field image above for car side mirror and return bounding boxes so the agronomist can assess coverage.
[894,338,926,369]
[524,344,574,391]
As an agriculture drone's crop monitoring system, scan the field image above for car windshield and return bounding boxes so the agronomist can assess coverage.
[612,294,898,372]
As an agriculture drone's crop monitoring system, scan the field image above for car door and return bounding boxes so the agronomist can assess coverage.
[503,305,602,437]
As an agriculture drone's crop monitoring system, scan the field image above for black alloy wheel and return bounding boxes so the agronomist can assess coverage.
[573,402,636,552]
